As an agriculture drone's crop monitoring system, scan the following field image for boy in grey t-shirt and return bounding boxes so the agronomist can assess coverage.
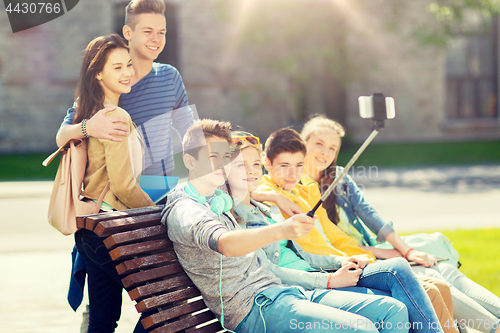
[161,119,409,332]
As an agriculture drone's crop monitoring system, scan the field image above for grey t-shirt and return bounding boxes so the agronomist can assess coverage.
[161,188,281,330]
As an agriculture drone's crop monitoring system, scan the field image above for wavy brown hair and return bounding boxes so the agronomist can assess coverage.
[301,114,345,224]
[73,34,129,125]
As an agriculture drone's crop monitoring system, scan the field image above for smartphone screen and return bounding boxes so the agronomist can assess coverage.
[358,95,396,119]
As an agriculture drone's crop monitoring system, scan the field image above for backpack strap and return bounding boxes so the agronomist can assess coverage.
[92,181,111,214]
[42,139,84,167]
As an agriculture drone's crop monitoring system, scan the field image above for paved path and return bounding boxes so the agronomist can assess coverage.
[1,164,499,332]
[351,164,500,232]
[0,182,139,333]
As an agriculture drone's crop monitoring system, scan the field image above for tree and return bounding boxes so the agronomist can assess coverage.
[390,0,500,47]
[225,0,351,126]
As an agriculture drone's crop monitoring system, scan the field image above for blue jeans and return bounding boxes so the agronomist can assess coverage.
[413,263,500,333]
[237,285,408,333]
[75,229,149,333]
[357,258,443,333]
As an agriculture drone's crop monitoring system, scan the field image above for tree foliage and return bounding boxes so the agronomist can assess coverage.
[415,0,500,47]
[219,0,351,123]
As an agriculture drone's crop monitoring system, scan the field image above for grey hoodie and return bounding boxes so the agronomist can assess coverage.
[161,187,281,330]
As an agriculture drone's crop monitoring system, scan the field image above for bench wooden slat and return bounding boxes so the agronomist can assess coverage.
[185,321,224,333]
[141,298,207,328]
[109,238,172,261]
[93,212,163,237]
[115,252,177,275]
[136,286,201,312]
[76,216,86,230]
[84,206,162,231]
[103,224,167,249]
[148,309,218,333]
[128,274,194,301]
[121,262,184,288]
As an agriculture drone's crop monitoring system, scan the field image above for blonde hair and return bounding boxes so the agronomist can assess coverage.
[301,114,345,142]
[301,114,345,225]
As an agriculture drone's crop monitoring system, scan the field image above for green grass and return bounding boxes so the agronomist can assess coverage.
[402,228,500,298]
[1,140,500,180]
[337,140,500,167]
[0,153,59,181]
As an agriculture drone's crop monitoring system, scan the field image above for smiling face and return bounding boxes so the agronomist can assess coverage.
[304,129,342,176]
[123,13,166,62]
[264,152,305,192]
[96,47,134,104]
[228,147,263,199]
[186,137,232,193]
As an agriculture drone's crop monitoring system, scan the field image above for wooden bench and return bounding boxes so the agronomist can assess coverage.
[77,206,224,333]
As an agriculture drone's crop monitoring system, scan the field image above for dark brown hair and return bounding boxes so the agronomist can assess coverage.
[182,119,232,159]
[264,128,307,163]
[125,0,166,30]
[301,114,345,224]
[73,34,128,124]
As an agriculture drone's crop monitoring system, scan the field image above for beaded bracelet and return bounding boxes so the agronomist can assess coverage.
[327,273,332,289]
[81,119,89,139]
[404,248,414,260]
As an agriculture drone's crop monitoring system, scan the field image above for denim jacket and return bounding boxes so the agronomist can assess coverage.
[233,199,343,290]
[316,166,395,246]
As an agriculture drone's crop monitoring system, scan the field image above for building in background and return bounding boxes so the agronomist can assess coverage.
[0,0,499,153]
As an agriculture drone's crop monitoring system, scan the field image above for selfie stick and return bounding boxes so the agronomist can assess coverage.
[306,93,393,218]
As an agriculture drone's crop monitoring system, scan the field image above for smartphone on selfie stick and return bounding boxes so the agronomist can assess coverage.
[306,93,396,217]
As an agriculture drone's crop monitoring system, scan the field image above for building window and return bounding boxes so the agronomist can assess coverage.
[445,14,498,119]
[113,1,180,70]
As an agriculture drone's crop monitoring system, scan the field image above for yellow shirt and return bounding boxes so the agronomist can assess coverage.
[257,175,376,262]
[301,174,369,247]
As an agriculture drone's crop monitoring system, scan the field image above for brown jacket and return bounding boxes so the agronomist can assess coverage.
[81,108,154,210]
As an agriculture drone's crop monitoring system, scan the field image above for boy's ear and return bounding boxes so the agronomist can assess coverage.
[263,157,272,172]
[183,154,195,171]
[123,25,132,41]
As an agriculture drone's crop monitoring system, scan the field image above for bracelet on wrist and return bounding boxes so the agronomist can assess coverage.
[404,248,414,260]
[81,119,89,139]
[327,273,332,289]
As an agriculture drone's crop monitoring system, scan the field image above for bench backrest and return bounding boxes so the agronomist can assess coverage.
[77,206,224,333]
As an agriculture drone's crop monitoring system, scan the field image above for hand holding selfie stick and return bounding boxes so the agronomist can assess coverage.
[306,93,396,218]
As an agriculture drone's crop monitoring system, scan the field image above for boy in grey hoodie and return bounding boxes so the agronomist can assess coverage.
[161,119,408,333]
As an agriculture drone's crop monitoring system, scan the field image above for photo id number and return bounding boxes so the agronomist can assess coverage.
[5,2,61,14]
